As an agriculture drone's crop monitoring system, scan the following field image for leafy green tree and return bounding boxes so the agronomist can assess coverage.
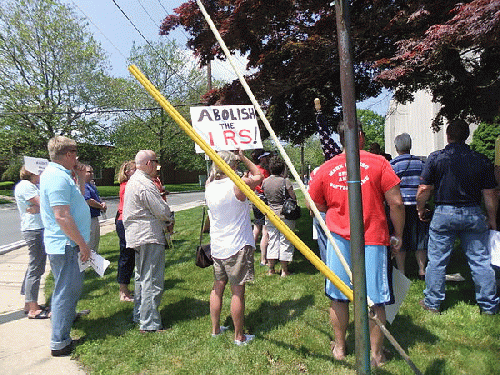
[357,109,385,151]
[471,120,500,163]
[0,0,115,179]
[283,136,325,177]
[110,40,209,180]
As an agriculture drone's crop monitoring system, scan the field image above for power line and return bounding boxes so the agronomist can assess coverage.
[111,0,205,95]
[70,0,127,61]
[0,104,203,118]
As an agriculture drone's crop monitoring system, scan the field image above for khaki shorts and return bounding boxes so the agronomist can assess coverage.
[213,245,255,285]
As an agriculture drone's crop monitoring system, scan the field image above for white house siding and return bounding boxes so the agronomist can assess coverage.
[384,90,477,159]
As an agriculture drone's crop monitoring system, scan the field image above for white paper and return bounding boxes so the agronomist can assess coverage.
[385,267,411,324]
[77,250,110,277]
[24,156,49,175]
[190,105,263,153]
[489,230,500,267]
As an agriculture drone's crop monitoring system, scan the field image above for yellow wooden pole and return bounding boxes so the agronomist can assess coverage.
[128,64,353,302]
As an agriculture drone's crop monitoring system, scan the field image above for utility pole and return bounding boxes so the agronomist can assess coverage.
[334,1,371,374]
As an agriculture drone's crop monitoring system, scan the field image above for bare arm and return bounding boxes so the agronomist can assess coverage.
[26,196,40,214]
[86,198,107,212]
[286,179,296,200]
[385,185,405,253]
[53,205,91,262]
[416,184,434,222]
[483,188,498,230]
[235,150,263,201]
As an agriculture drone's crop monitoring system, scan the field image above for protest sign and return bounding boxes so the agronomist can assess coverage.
[190,105,263,153]
[24,156,49,175]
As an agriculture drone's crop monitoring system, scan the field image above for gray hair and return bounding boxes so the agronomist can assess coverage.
[394,133,412,153]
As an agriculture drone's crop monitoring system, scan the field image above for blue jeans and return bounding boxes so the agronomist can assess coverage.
[424,205,499,312]
[48,245,85,350]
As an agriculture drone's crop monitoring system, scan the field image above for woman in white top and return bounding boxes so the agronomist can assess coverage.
[14,166,49,319]
[205,150,263,346]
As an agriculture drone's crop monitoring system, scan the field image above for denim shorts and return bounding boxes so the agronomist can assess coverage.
[325,232,393,305]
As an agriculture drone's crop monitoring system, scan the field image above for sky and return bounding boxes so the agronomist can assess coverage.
[63,0,391,116]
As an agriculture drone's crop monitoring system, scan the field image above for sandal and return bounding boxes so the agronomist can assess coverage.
[28,309,51,319]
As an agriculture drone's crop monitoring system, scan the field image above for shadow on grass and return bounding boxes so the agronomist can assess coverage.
[424,359,446,375]
[246,294,314,333]
[389,314,439,348]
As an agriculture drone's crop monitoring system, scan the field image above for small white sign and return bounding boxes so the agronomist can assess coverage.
[190,105,263,153]
[78,250,110,277]
[385,267,411,324]
[489,230,500,267]
[24,156,49,175]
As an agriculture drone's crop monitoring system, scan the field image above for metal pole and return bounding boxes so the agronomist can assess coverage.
[334,1,371,374]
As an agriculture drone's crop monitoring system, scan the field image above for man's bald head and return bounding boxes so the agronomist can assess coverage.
[135,150,155,167]
[135,150,158,177]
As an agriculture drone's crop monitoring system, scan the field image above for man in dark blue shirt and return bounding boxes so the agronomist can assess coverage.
[416,119,499,314]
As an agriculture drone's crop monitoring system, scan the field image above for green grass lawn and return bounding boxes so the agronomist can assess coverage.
[95,183,203,197]
[0,183,203,203]
[45,193,500,374]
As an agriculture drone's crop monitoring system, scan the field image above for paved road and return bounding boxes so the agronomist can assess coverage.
[0,191,205,248]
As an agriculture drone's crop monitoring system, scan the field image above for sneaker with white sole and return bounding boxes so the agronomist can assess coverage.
[211,325,229,337]
[234,334,255,346]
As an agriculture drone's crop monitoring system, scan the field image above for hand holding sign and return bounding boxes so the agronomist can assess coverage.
[190,105,263,153]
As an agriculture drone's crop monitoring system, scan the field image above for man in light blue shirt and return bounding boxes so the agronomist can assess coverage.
[40,135,91,356]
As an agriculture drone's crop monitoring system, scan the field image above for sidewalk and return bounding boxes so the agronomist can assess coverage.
[0,199,204,375]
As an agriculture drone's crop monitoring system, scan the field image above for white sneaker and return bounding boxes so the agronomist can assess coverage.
[211,325,229,337]
[234,334,255,346]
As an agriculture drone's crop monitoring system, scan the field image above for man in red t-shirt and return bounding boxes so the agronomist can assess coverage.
[308,122,404,367]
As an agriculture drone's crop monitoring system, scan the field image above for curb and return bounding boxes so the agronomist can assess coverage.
[0,240,26,255]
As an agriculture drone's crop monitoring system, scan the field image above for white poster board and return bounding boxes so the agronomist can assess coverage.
[190,105,263,153]
[24,156,49,175]
[385,267,411,324]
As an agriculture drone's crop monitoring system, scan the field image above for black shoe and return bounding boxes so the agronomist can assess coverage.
[51,341,74,357]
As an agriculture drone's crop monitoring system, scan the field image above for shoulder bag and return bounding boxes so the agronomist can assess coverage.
[195,206,213,268]
[280,178,301,220]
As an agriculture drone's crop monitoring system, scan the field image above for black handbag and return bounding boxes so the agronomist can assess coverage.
[195,206,213,268]
[280,179,301,220]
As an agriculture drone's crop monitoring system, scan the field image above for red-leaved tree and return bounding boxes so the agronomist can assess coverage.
[161,0,500,139]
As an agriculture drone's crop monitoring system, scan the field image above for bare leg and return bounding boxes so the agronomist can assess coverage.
[394,251,406,275]
[253,224,261,246]
[370,305,387,367]
[260,226,269,265]
[210,280,226,335]
[416,249,427,277]
[330,301,349,360]
[230,284,246,342]
[26,301,44,317]
[280,261,290,276]
[268,259,277,275]
[119,283,133,301]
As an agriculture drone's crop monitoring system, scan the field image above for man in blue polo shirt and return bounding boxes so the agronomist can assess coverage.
[40,135,91,356]
[417,120,499,315]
